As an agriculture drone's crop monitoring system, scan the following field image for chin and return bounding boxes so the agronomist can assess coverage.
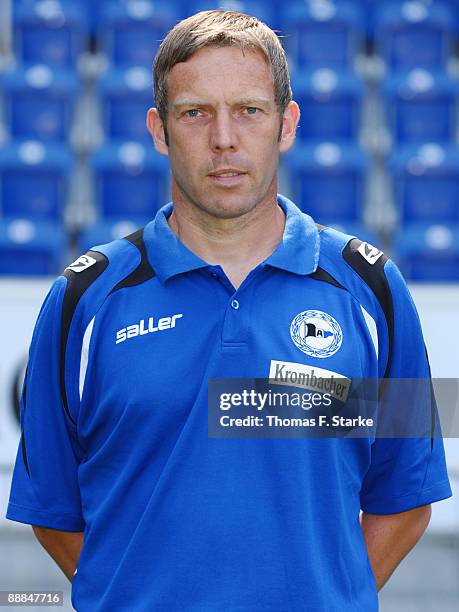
[202,201,258,220]
[197,192,266,219]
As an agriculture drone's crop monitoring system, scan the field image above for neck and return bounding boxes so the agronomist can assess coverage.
[167,189,286,290]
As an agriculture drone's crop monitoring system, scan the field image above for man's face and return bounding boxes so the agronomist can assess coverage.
[148,45,299,219]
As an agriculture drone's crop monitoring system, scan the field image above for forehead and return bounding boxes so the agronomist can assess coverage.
[166,45,275,104]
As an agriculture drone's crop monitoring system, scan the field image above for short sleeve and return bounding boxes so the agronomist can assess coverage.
[5,276,86,531]
[360,259,452,514]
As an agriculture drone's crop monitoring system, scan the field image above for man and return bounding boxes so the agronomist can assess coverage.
[6,10,452,612]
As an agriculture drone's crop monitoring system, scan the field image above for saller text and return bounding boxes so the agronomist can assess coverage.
[116,314,183,344]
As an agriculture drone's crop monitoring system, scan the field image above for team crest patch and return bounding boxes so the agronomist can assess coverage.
[290,310,343,358]
[66,254,97,273]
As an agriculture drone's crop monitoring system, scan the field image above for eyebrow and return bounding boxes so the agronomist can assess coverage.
[237,97,273,107]
[172,97,273,111]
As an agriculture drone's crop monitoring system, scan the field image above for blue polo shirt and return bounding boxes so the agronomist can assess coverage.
[6,195,452,612]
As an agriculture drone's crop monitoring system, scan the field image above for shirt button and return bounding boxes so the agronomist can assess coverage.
[231,299,240,310]
[211,272,218,278]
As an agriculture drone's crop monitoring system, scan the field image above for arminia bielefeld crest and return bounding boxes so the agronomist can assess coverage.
[290,310,343,358]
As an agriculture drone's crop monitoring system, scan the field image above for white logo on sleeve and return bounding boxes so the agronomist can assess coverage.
[357,242,384,265]
[66,254,97,273]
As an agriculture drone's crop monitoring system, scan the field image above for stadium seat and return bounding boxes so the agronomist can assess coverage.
[0,217,66,276]
[293,68,364,141]
[389,143,459,224]
[77,216,151,253]
[98,66,152,142]
[91,141,169,219]
[2,64,79,142]
[186,0,275,28]
[393,222,459,281]
[283,0,364,68]
[14,0,87,67]
[382,69,458,144]
[98,0,180,66]
[283,141,368,222]
[374,2,454,70]
[359,0,382,37]
[0,141,72,219]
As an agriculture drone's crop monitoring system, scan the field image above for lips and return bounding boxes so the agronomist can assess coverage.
[208,169,247,177]
[207,170,248,187]
[207,169,248,186]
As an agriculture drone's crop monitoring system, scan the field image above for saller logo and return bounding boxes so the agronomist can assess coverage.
[116,314,183,344]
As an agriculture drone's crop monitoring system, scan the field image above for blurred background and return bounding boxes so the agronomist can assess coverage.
[0,0,458,610]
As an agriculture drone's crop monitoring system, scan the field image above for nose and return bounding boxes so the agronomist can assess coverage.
[209,110,239,152]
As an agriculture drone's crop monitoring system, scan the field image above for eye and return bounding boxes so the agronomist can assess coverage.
[245,107,259,115]
[184,109,201,118]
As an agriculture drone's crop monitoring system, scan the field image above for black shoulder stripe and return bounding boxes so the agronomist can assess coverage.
[20,374,30,478]
[61,250,109,424]
[109,228,155,294]
[342,238,393,378]
[309,266,344,290]
[12,361,25,427]
[21,430,30,478]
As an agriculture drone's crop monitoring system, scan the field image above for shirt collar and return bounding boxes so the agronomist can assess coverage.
[144,201,209,283]
[265,194,320,275]
[144,194,320,283]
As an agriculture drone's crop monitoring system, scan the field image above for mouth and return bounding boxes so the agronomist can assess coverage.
[208,169,248,186]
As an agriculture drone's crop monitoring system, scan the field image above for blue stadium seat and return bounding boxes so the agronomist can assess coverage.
[293,68,364,141]
[389,143,459,224]
[394,222,459,281]
[14,1,87,67]
[283,0,364,68]
[98,66,152,142]
[0,141,72,219]
[80,0,114,33]
[283,141,368,222]
[186,0,275,28]
[374,2,454,69]
[98,1,180,66]
[382,69,458,144]
[359,0,383,37]
[91,141,169,218]
[0,217,66,276]
[2,64,79,142]
[77,216,151,253]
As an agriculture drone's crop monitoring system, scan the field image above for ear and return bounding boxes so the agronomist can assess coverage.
[147,108,168,156]
[278,101,300,154]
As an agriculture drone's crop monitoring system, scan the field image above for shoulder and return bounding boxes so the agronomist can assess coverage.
[316,224,387,276]
[63,227,151,294]
[316,224,411,306]
[43,227,156,422]
[49,225,156,371]
[60,226,155,321]
[315,224,419,377]
[315,224,398,306]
